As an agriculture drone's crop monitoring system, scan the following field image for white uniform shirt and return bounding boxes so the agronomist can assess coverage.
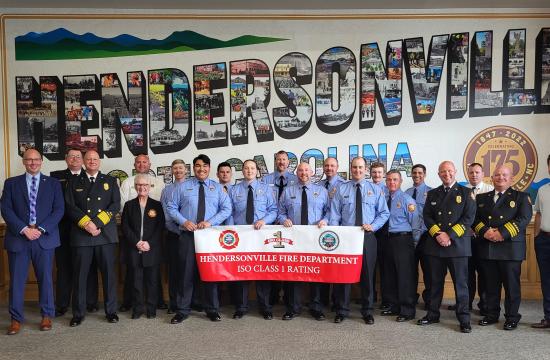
[535,183,550,232]
[466,181,494,196]
[119,174,165,209]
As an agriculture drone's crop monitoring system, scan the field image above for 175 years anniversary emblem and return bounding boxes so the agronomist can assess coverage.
[463,125,537,191]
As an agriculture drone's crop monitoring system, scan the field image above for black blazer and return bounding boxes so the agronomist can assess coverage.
[50,168,83,239]
[121,197,165,267]
[65,172,120,247]
[473,189,533,261]
[423,183,476,257]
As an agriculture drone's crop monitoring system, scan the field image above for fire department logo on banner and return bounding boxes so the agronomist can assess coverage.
[319,231,340,251]
[218,230,240,250]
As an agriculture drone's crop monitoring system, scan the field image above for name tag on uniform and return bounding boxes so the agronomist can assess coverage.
[290,196,296,199]
[76,188,84,192]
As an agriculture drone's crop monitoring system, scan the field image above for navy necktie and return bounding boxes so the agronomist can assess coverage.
[278,176,285,199]
[412,187,417,200]
[246,185,254,225]
[301,186,309,225]
[355,183,363,226]
[197,181,206,223]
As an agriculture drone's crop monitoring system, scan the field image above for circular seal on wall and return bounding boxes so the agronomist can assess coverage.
[463,126,538,191]
[319,231,339,251]
[218,230,240,250]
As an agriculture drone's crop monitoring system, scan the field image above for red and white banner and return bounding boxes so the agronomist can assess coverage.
[194,225,365,283]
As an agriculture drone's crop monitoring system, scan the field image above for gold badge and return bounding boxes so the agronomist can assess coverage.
[103,183,109,191]
[456,195,462,204]
[408,204,416,212]
[510,201,516,208]
[148,209,157,218]
[396,202,401,209]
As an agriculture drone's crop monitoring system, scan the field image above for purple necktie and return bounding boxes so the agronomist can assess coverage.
[29,176,37,224]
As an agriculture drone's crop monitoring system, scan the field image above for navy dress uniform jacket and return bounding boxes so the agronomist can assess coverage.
[473,189,533,261]
[423,183,476,257]
[65,172,121,246]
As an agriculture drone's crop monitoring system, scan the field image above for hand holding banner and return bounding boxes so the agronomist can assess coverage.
[194,225,364,283]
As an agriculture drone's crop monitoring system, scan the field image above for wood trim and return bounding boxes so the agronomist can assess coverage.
[0,221,543,303]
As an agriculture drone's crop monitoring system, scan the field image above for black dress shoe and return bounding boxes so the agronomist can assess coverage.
[363,315,375,325]
[396,315,414,322]
[380,309,398,316]
[157,302,168,310]
[207,312,222,322]
[171,313,188,324]
[460,322,472,333]
[131,312,143,319]
[55,307,67,317]
[262,311,273,320]
[334,315,345,323]
[311,310,326,321]
[447,304,457,311]
[379,303,391,311]
[167,308,175,315]
[417,316,440,325]
[233,311,245,319]
[282,312,295,320]
[478,317,499,326]
[69,316,83,327]
[118,304,131,312]
[503,320,518,330]
[87,305,99,313]
[106,313,119,323]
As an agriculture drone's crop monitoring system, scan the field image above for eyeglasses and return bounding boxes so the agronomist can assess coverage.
[23,158,42,163]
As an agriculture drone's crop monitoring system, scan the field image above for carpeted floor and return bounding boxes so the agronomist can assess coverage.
[1,300,550,360]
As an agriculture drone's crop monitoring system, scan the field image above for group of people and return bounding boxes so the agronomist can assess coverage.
[1,147,549,337]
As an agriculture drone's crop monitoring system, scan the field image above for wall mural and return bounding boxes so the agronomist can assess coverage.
[3,16,550,198]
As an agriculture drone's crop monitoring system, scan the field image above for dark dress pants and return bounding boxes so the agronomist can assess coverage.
[166,231,180,311]
[175,231,201,316]
[479,259,522,322]
[426,255,470,324]
[283,282,302,314]
[232,281,250,313]
[55,236,99,310]
[414,233,431,307]
[333,232,377,317]
[535,232,550,320]
[383,233,416,317]
[132,262,159,315]
[468,236,486,311]
[72,244,118,317]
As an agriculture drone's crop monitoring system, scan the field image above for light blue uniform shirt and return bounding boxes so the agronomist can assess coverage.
[278,182,329,225]
[318,175,346,203]
[329,179,390,230]
[261,170,298,203]
[165,178,232,228]
[226,179,277,225]
[26,172,42,225]
[161,182,182,234]
[387,189,422,242]
[405,182,431,233]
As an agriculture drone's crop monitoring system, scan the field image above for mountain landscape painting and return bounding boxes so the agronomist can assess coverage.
[15,28,287,60]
